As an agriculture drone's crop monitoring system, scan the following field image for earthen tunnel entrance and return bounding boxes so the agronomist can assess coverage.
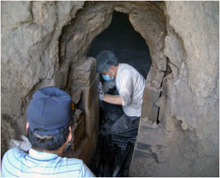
[2,1,218,177]
[59,2,166,176]
[87,11,152,79]
[86,11,152,176]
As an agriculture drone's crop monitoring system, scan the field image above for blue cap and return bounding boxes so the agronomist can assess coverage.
[27,86,73,136]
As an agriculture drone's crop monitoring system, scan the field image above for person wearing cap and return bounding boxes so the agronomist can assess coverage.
[96,50,145,135]
[1,86,95,177]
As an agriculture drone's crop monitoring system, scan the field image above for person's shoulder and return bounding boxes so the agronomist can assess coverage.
[120,63,131,68]
[7,148,27,157]
[120,63,143,77]
[62,157,84,165]
[119,63,133,73]
[62,158,95,177]
[120,63,136,73]
[2,148,26,164]
[4,147,20,156]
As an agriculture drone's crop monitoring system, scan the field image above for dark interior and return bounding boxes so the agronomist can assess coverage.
[87,11,152,177]
[87,11,152,79]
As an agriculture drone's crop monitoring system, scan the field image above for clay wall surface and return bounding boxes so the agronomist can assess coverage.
[130,2,219,176]
[1,1,219,176]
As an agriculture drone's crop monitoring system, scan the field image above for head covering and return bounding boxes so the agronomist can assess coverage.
[27,86,73,136]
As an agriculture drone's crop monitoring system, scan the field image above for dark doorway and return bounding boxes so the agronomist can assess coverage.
[87,11,152,78]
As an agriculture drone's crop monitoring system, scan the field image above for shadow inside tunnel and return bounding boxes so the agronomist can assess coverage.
[87,10,152,177]
[87,11,152,79]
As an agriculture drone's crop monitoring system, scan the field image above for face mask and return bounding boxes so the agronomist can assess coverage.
[102,70,114,81]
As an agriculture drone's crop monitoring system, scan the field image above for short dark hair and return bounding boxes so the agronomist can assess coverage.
[28,125,70,151]
[96,50,119,74]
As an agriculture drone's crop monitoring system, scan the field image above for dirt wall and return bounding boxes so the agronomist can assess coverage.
[1,1,219,176]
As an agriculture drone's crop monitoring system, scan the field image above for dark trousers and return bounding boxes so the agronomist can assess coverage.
[111,114,140,135]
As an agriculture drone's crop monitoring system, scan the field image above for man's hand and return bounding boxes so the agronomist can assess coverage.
[9,135,32,152]
[98,82,105,100]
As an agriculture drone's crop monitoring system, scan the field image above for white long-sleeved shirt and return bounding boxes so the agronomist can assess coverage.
[106,63,144,117]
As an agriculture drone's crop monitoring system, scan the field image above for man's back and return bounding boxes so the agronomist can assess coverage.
[1,148,94,177]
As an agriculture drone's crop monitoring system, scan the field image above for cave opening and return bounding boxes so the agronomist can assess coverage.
[87,11,152,79]
[2,1,218,177]
[86,11,152,177]
[58,2,166,175]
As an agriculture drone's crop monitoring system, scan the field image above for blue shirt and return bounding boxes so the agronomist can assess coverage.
[1,148,95,177]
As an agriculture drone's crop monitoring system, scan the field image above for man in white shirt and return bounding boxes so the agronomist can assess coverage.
[96,50,145,135]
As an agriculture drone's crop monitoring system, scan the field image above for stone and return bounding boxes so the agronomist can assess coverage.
[141,99,159,122]
[1,1,32,29]
[139,116,157,130]
[71,89,82,104]
[142,87,161,102]
[54,62,69,89]
[145,66,165,88]
[77,73,99,138]
[75,57,97,87]
[83,74,100,110]
[136,142,151,150]
[74,109,83,121]
[73,115,85,141]
[73,128,85,149]
[157,74,175,131]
